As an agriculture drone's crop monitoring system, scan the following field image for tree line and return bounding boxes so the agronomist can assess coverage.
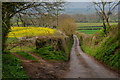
[71,13,118,23]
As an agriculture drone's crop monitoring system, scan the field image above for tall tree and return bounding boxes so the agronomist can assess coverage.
[52,2,65,28]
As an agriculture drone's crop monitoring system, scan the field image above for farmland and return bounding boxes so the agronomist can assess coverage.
[77,30,100,34]
[76,23,118,34]
[8,27,55,38]
[6,26,74,61]
[7,27,57,53]
[76,23,118,27]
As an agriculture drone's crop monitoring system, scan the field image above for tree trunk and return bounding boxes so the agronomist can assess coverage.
[56,10,58,28]
[2,15,11,54]
[102,18,106,34]
[17,20,19,27]
[102,1,111,29]
[106,18,111,29]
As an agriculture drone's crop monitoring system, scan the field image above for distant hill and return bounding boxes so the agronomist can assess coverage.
[64,2,118,15]
[64,2,95,14]
[64,8,96,15]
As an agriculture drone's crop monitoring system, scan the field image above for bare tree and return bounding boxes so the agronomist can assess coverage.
[51,2,65,28]
[93,0,119,34]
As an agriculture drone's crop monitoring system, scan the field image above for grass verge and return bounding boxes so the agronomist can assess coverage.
[2,53,28,78]
[16,51,37,60]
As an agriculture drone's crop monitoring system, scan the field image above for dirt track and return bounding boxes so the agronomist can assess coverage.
[12,52,68,78]
[63,35,119,78]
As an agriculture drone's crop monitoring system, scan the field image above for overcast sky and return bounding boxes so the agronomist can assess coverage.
[1,0,119,2]
[65,0,119,2]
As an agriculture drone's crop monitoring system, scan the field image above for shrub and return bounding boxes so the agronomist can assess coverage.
[57,14,77,36]
[34,46,67,61]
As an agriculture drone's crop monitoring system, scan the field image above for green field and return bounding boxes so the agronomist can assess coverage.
[77,30,100,34]
[77,27,103,29]
[76,23,118,27]
[76,23,118,34]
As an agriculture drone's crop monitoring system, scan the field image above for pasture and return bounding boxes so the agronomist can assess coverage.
[76,23,118,34]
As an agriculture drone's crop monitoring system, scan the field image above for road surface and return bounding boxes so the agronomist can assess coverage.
[63,35,119,78]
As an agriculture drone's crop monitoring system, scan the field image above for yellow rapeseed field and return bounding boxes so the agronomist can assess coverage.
[8,27,55,38]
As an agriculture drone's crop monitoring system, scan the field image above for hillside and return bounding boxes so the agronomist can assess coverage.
[76,25,120,72]
[64,8,95,15]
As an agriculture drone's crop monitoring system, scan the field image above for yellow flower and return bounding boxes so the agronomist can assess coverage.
[8,27,55,38]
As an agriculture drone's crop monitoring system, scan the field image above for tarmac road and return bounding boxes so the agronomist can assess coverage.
[63,35,119,78]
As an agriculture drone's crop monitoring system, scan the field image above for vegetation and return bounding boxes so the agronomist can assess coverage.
[8,27,55,38]
[77,30,100,34]
[77,25,120,70]
[2,2,64,53]
[10,46,35,52]
[76,23,118,34]
[2,53,28,78]
[34,36,74,61]
[58,14,77,36]
[16,51,37,60]
[77,27,103,29]
[34,46,64,61]
[76,23,118,27]
[72,14,118,23]
[3,23,74,77]
[93,1,119,34]
[6,37,18,44]
[2,1,119,78]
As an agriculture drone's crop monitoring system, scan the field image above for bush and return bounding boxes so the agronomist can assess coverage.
[34,46,67,61]
[36,36,68,53]
[58,14,77,36]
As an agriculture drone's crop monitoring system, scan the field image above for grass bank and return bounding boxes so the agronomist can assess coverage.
[76,25,120,70]
[34,37,74,61]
